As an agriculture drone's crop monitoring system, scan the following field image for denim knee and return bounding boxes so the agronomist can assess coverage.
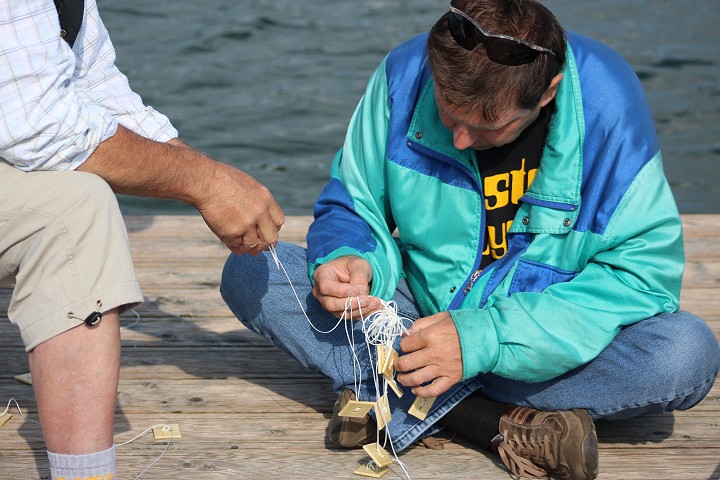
[657,311,720,410]
[220,252,270,328]
[611,311,720,416]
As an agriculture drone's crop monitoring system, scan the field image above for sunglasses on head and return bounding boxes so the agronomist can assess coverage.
[447,6,559,66]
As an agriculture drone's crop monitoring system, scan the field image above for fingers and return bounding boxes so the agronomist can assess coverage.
[269,201,285,229]
[404,312,447,336]
[313,268,356,297]
[256,209,282,248]
[223,213,281,254]
[395,351,460,398]
[395,313,463,397]
[199,163,285,255]
[396,337,428,372]
[396,351,458,398]
[312,286,380,318]
[412,376,456,398]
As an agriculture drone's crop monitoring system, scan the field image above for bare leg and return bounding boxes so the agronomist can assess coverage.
[28,309,120,454]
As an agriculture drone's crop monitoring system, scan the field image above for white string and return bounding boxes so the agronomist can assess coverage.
[120,309,141,329]
[269,245,414,479]
[341,298,365,398]
[359,302,413,480]
[2,397,173,480]
[115,424,174,479]
[269,245,345,334]
[1,398,40,424]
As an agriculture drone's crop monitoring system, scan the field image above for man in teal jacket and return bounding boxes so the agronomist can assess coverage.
[221,1,720,478]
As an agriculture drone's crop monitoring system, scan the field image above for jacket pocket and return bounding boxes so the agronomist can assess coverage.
[508,258,579,295]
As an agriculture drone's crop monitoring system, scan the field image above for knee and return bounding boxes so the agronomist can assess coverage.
[57,171,119,216]
[653,312,720,386]
[220,252,271,322]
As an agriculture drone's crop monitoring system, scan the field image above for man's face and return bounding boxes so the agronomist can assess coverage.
[434,90,542,151]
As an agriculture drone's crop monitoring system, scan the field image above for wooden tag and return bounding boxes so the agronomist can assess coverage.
[383,374,403,399]
[0,413,12,429]
[362,442,394,467]
[14,373,32,385]
[353,464,390,478]
[374,394,391,430]
[338,400,375,418]
[408,396,436,421]
[376,345,388,374]
[381,347,398,377]
[152,424,182,440]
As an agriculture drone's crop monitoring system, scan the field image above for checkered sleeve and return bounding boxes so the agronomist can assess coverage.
[0,0,177,172]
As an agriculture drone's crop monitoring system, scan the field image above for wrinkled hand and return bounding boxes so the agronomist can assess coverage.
[196,161,285,256]
[312,256,381,319]
[396,312,463,398]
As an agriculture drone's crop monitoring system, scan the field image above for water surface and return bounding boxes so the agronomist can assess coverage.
[100,0,720,215]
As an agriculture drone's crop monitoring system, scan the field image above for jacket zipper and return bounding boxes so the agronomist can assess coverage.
[463,268,483,295]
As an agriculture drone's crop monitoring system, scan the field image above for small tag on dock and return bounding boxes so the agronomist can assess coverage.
[362,442,394,467]
[353,464,390,478]
[152,424,182,440]
[14,373,32,385]
[0,413,12,429]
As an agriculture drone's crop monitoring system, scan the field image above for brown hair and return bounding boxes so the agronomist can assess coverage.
[427,0,566,122]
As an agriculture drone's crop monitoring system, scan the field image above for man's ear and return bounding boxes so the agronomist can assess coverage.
[539,73,564,108]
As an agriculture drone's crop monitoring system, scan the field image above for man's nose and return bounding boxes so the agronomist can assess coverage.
[453,126,476,150]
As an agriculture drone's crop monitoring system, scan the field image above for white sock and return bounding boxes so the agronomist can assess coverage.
[47,445,117,480]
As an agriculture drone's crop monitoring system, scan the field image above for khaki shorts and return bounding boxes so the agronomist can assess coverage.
[0,161,143,351]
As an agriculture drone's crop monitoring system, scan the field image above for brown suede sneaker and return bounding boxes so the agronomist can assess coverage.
[491,406,599,480]
[328,389,378,448]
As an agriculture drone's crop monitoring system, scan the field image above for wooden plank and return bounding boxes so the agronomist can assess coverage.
[1,438,718,479]
[3,409,720,480]
[2,214,720,480]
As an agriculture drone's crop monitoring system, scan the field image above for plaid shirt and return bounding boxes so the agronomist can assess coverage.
[0,0,177,171]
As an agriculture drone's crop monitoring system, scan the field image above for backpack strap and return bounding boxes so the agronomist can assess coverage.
[54,0,85,48]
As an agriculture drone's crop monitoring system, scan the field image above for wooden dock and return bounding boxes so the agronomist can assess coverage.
[1,214,718,479]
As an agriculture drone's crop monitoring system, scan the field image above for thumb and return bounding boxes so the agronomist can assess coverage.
[347,260,372,294]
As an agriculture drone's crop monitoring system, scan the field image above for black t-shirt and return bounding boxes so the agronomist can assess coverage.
[477,105,552,270]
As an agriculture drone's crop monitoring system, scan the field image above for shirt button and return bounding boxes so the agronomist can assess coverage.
[415,132,423,140]
[450,286,456,293]
[563,218,572,227]
[522,216,530,225]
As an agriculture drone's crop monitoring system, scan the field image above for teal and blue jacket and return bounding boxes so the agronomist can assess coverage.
[307,32,683,383]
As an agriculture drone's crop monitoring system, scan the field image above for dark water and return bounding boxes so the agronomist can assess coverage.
[100,0,720,215]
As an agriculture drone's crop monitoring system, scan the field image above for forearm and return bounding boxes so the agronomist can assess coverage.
[77,124,215,208]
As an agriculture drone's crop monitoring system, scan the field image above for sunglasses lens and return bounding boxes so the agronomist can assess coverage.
[484,37,538,66]
[448,12,482,51]
[446,10,542,66]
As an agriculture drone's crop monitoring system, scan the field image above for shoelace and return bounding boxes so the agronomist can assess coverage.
[492,431,557,479]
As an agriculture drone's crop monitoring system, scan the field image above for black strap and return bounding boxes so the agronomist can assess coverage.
[54,0,85,48]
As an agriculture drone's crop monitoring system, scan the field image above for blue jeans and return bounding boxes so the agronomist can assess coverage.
[220,242,720,451]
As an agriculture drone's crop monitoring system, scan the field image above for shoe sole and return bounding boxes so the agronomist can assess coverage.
[572,409,599,480]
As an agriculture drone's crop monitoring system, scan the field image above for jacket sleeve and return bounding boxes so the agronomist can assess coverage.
[306,58,404,299]
[451,156,684,382]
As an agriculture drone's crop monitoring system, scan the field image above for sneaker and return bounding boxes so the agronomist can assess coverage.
[328,389,377,448]
[491,406,598,480]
